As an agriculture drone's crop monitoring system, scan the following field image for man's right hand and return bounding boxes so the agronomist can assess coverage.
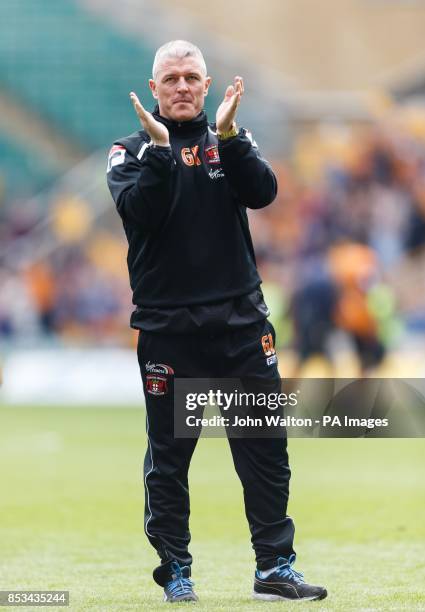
[129,92,170,147]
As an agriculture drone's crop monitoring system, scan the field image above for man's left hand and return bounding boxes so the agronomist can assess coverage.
[216,76,244,135]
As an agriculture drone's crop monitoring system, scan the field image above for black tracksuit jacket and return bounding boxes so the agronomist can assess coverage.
[107,107,277,329]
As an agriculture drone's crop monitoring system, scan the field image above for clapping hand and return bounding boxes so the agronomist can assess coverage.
[216,76,244,135]
[129,92,170,146]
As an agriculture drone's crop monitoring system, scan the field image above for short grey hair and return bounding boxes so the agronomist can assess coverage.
[152,40,207,80]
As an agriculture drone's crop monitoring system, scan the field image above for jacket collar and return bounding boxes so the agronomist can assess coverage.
[152,105,208,137]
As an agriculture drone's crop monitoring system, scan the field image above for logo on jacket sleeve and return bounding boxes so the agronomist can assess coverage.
[145,362,174,396]
[107,145,126,172]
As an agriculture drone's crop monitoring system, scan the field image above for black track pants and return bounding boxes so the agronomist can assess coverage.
[137,319,295,585]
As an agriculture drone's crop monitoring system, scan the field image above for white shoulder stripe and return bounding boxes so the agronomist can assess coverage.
[208,126,217,136]
[245,130,258,148]
[137,140,152,160]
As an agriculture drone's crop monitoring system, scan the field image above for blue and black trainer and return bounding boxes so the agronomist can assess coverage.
[163,561,198,603]
[253,555,327,601]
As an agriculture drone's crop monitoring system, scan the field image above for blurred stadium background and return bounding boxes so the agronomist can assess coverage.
[1,3,424,610]
[2,0,425,404]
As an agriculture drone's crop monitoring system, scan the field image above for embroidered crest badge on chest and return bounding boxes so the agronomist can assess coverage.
[204,144,220,164]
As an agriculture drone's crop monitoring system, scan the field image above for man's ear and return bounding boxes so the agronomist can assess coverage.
[204,76,212,97]
[149,79,158,99]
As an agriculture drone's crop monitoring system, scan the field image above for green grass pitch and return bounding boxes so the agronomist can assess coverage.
[0,405,424,611]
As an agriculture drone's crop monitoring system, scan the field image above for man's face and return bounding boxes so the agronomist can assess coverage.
[149,56,211,122]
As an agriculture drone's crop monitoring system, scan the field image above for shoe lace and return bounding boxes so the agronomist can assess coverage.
[275,554,305,584]
[166,562,194,597]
